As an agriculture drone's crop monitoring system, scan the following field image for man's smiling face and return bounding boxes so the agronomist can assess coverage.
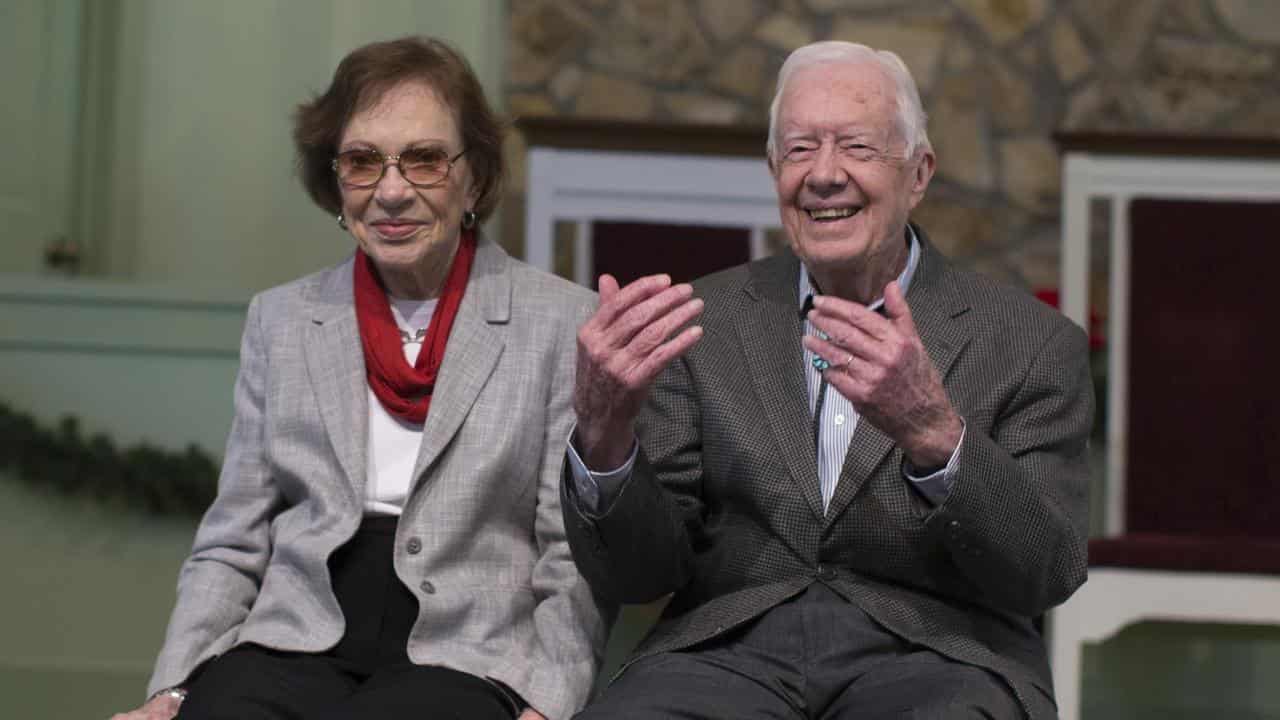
[769,60,933,283]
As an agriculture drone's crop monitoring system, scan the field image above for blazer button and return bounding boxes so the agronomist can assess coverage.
[406,537,423,555]
[420,580,436,594]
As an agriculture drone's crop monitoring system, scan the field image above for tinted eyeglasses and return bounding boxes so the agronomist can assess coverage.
[332,147,467,188]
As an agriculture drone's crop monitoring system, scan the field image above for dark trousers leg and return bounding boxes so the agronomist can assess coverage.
[799,583,1020,719]
[818,652,1022,720]
[178,647,516,720]
[317,664,517,720]
[578,582,1021,720]
[177,645,357,720]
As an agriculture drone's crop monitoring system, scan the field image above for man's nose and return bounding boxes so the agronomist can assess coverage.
[805,144,848,193]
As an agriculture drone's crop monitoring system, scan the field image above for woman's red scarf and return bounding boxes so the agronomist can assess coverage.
[353,230,476,424]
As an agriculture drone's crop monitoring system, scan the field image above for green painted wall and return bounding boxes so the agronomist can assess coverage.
[0,0,83,276]
[17,0,507,295]
[0,477,197,719]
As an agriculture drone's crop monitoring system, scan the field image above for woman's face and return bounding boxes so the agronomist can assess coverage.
[337,80,476,298]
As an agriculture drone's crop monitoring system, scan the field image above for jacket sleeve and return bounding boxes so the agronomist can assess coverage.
[923,320,1094,617]
[561,354,702,606]
[524,297,614,719]
[147,294,282,696]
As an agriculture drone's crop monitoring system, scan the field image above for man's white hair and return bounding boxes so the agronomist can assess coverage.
[766,41,931,161]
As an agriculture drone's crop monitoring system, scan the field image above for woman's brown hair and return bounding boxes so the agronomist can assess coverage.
[293,36,505,222]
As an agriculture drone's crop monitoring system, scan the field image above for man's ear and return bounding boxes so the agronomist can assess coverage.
[908,148,936,208]
[914,149,936,190]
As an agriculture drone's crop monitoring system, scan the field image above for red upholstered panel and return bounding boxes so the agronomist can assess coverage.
[592,221,751,289]
[1126,199,1280,540]
[1090,535,1280,575]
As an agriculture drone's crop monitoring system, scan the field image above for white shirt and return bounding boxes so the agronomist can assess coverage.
[364,297,438,516]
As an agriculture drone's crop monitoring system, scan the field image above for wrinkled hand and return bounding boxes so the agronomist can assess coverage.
[109,694,181,720]
[517,709,547,720]
[802,280,962,469]
[575,274,704,469]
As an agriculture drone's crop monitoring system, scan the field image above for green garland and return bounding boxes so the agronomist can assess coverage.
[0,401,218,516]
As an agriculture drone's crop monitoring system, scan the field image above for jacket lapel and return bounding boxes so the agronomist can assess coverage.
[303,257,369,504]
[737,254,826,521]
[824,226,972,525]
[409,238,508,489]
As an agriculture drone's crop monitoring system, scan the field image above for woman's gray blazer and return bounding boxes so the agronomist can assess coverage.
[147,237,607,720]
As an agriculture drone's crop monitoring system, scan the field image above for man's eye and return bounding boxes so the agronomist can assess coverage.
[785,146,814,159]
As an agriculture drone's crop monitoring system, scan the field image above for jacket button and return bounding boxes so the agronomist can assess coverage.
[406,537,423,554]
[817,565,837,581]
[420,580,436,594]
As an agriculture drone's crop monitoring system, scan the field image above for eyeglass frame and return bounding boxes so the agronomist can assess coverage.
[331,146,468,189]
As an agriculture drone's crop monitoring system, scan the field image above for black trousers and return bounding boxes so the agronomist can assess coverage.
[576,582,1022,720]
[178,517,520,720]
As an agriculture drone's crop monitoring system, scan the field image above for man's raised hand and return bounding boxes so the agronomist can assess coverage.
[574,274,703,469]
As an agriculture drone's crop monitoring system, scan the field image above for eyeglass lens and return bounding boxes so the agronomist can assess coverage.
[336,148,453,186]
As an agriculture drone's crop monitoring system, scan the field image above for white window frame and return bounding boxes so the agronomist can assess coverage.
[524,147,783,285]
[1059,151,1280,535]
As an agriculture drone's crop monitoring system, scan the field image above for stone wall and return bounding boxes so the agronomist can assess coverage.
[505,0,1280,291]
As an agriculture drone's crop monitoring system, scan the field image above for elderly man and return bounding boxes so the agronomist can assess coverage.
[563,41,1091,719]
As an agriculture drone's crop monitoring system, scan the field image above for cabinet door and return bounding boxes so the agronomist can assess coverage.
[1126,197,1280,535]
[0,0,82,275]
[592,221,752,288]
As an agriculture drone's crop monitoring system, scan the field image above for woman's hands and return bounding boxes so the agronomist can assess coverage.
[109,692,182,720]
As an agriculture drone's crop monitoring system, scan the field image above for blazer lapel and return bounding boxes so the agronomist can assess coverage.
[738,254,826,521]
[409,238,508,489]
[824,226,972,525]
[303,257,369,503]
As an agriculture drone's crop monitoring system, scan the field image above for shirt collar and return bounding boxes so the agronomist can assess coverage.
[798,224,921,311]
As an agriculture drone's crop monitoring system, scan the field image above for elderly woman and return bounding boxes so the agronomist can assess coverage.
[112,37,606,720]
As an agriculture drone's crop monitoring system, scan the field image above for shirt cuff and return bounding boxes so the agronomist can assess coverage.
[902,418,966,506]
[566,424,638,514]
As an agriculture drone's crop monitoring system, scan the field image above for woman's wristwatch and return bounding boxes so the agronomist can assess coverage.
[151,687,188,704]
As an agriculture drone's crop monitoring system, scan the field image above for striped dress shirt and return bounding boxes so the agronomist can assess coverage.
[800,226,961,511]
